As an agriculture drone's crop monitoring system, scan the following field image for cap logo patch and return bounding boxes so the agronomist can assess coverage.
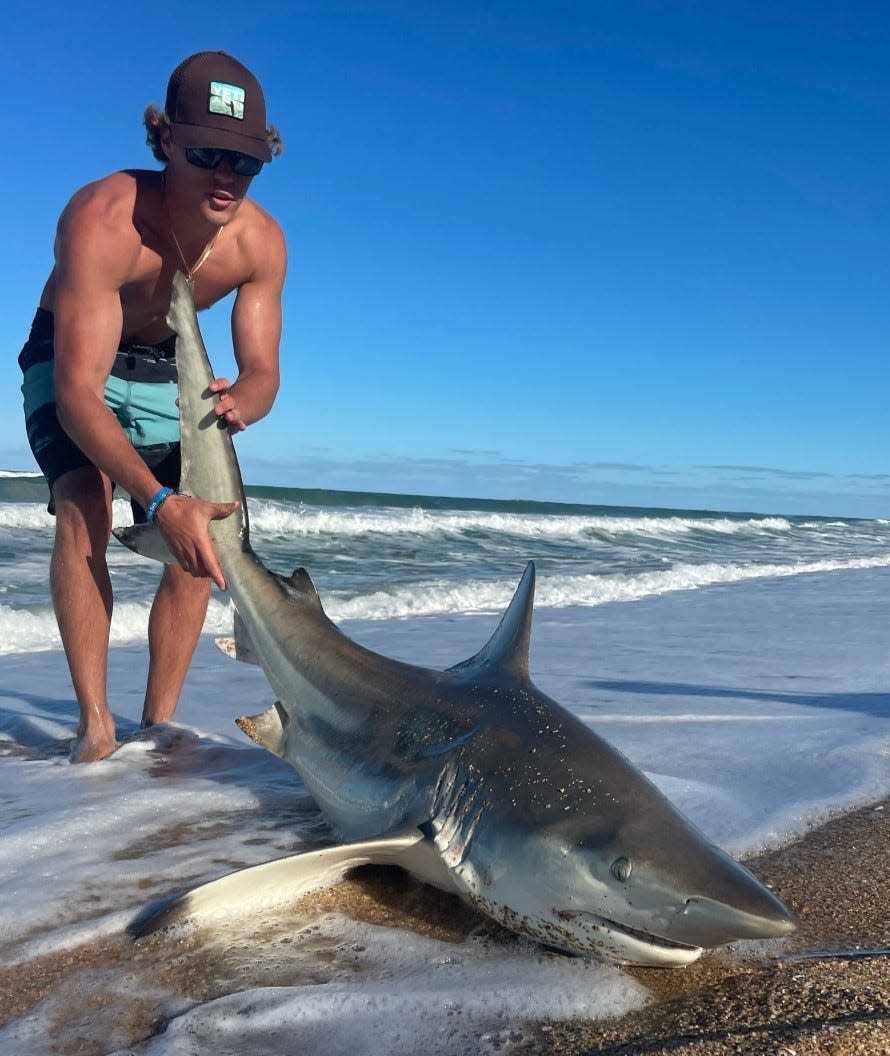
[208,80,245,120]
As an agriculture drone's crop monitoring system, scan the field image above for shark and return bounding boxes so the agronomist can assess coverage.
[118,272,795,967]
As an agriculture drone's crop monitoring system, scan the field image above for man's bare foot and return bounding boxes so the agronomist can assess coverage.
[69,725,118,764]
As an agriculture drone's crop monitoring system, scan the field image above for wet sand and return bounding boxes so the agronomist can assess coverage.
[1,797,888,1054]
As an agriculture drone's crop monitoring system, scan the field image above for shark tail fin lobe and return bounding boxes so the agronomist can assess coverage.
[215,608,261,665]
[448,561,535,680]
[112,522,176,564]
[236,701,289,757]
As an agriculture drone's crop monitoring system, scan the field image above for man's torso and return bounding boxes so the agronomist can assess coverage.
[39,168,267,344]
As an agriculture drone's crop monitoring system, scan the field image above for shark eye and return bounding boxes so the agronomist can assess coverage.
[611,856,632,882]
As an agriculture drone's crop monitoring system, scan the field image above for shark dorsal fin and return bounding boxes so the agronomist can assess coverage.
[448,562,535,680]
[274,567,325,612]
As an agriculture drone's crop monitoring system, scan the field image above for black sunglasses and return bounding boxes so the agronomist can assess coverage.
[185,147,264,177]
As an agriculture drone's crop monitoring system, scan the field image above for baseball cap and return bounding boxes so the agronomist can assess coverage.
[165,51,272,163]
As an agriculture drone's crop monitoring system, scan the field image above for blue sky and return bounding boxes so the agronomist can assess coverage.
[2,1,889,516]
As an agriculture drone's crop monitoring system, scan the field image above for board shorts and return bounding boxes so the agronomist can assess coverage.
[19,308,181,520]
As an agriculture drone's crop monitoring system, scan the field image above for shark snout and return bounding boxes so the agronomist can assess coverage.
[668,886,796,948]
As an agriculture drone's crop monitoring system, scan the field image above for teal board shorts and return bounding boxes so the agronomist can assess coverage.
[19,308,181,520]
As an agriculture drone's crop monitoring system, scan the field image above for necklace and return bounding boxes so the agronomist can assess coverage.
[170,223,223,287]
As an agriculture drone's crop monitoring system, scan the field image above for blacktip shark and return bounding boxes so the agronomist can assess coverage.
[117,272,795,967]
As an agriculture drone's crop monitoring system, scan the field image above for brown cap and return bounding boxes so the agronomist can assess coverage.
[165,51,272,163]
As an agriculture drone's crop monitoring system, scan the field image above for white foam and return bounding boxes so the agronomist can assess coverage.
[107,920,647,1056]
[0,497,136,529]
[323,553,890,621]
[0,595,234,656]
[0,503,55,529]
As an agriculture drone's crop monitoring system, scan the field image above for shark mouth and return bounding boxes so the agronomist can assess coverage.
[555,908,700,953]
[468,888,701,957]
[596,916,699,952]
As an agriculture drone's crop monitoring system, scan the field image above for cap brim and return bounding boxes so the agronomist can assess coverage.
[170,122,272,163]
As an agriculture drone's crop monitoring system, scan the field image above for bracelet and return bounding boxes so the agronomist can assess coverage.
[145,486,174,523]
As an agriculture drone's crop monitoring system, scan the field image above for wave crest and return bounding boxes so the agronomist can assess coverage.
[246,500,799,545]
[326,554,890,621]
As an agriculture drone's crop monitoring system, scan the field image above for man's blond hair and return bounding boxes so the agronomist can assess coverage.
[143,104,283,164]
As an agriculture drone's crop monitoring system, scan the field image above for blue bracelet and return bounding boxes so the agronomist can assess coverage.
[145,486,174,523]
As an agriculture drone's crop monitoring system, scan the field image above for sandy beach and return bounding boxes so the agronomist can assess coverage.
[1,794,888,1054]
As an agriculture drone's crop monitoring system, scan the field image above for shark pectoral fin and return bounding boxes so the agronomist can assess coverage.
[215,609,262,665]
[236,701,289,757]
[448,561,535,680]
[112,523,176,564]
[394,831,462,894]
[129,832,459,937]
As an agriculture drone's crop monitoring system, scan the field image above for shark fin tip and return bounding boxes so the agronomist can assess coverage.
[449,563,536,680]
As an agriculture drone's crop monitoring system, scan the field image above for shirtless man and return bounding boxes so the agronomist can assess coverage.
[18,51,286,763]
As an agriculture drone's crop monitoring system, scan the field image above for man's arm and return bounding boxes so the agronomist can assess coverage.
[51,176,237,589]
[52,177,164,508]
[208,210,286,432]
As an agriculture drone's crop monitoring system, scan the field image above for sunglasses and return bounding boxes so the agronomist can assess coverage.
[185,147,264,177]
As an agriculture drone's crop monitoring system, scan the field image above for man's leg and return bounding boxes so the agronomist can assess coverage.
[50,466,117,763]
[142,563,211,726]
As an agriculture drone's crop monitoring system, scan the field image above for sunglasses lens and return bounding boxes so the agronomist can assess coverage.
[233,155,264,176]
[186,148,221,169]
[185,148,263,177]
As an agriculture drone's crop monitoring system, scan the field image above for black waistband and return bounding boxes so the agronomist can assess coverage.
[123,333,177,359]
[109,350,178,384]
[20,308,177,376]
[23,308,54,350]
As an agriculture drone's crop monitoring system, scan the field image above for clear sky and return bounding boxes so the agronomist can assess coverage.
[2,1,889,517]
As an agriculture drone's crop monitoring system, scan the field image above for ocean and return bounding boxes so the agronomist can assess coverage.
[1,469,889,1054]
[3,470,890,655]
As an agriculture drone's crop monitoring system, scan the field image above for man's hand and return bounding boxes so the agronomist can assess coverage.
[208,377,247,433]
[155,493,240,590]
